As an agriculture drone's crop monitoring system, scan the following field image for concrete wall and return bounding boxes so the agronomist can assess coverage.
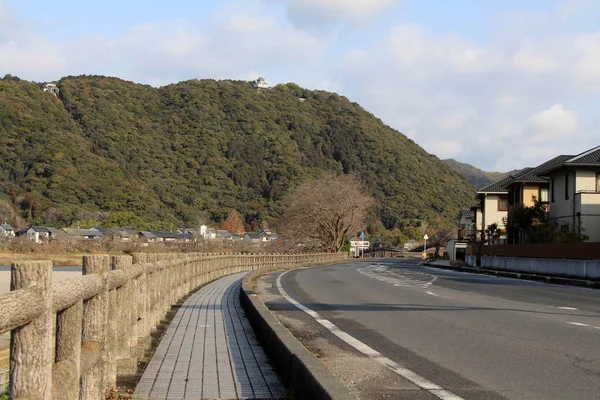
[576,170,597,192]
[465,255,477,267]
[523,184,541,206]
[483,194,507,229]
[549,171,574,229]
[578,193,600,242]
[480,256,600,279]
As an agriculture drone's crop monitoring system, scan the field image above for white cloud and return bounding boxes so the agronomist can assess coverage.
[512,42,556,72]
[270,0,399,28]
[525,104,579,142]
[428,140,464,159]
[574,31,600,89]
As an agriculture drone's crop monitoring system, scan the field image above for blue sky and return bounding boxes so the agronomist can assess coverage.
[1,0,599,172]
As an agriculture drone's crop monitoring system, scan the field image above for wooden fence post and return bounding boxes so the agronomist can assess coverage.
[10,261,53,400]
[54,297,83,400]
[81,255,110,399]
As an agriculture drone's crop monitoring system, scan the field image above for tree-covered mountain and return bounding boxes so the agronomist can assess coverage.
[443,159,509,189]
[0,74,475,232]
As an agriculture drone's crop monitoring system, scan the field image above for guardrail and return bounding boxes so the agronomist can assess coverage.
[0,252,346,399]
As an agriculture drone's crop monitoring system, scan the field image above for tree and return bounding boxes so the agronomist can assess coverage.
[277,174,375,252]
[223,209,246,234]
[426,226,454,258]
[485,223,501,245]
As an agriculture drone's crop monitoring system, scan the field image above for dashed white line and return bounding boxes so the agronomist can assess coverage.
[426,291,439,297]
[556,306,578,310]
[276,270,465,400]
[568,322,589,327]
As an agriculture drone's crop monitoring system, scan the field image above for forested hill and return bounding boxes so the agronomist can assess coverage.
[443,159,508,189]
[0,75,475,231]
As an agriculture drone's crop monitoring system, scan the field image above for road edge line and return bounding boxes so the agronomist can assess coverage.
[240,267,356,400]
[276,270,465,400]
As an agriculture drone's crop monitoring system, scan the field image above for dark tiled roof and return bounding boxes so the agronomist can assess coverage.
[245,232,261,239]
[0,224,14,230]
[150,231,192,239]
[477,174,518,193]
[536,146,600,175]
[567,145,600,165]
[459,208,474,218]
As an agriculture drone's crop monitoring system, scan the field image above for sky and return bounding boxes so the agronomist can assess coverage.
[1,0,599,172]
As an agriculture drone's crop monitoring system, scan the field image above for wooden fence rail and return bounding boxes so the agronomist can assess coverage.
[0,252,346,400]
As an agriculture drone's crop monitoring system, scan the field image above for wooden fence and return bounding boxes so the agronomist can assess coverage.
[478,242,600,260]
[0,252,346,400]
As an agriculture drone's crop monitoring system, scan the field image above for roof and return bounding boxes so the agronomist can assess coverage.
[29,226,51,233]
[477,174,517,194]
[0,224,14,230]
[140,231,156,239]
[217,230,234,238]
[536,145,600,175]
[149,231,192,239]
[62,228,104,237]
[459,208,474,218]
[245,232,261,239]
[47,227,60,235]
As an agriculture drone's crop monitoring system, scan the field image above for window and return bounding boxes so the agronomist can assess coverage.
[597,173,600,193]
[551,177,555,202]
[498,196,508,211]
[539,187,549,203]
[565,173,569,200]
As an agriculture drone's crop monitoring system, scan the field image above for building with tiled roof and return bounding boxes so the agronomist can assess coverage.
[535,145,600,242]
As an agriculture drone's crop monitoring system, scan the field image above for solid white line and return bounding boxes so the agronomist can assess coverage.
[276,270,465,400]
[556,306,578,310]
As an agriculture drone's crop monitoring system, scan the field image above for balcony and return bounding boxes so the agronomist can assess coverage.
[458,229,476,240]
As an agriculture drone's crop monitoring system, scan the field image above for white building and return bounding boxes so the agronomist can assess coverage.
[537,145,600,242]
[41,83,59,97]
[252,77,270,89]
[349,236,370,257]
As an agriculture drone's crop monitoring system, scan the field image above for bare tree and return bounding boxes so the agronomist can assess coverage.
[427,226,454,258]
[277,174,374,252]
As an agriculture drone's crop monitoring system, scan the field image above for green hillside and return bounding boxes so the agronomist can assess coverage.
[443,159,509,189]
[0,74,475,232]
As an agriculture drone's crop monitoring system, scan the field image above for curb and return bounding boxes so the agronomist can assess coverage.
[240,267,356,400]
[426,262,600,289]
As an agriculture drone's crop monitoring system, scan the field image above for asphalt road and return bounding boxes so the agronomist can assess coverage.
[263,258,600,400]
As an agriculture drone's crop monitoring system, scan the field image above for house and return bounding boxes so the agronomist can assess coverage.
[349,236,370,257]
[252,77,270,89]
[472,175,518,244]
[258,229,278,242]
[217,230,234,241]
[62,228,104,240]
[92,226,137,242]
[16,226,51,244]
[41,82,59,97]
[149,231,192,243]
[536,145,600,242]
[244,232,262,245]
[457,208,475,240]
[139,231,158,243]
[0,224,15,238]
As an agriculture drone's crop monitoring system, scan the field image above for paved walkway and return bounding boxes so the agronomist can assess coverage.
[135,272,285,400]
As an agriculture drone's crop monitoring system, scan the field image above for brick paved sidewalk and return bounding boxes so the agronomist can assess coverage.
[135,272,285,400]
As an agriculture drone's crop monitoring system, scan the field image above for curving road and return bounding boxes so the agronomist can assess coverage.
[263,258,600,400]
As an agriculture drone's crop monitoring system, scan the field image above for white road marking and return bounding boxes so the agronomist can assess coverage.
[568,322,589,327]
[556,306,578,310]
[426,291,439,297]
[276,270,465,400]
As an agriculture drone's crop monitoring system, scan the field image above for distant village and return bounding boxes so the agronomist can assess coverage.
[0,223,278,247]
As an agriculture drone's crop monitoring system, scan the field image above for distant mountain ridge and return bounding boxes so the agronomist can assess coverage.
[443,159,512,189]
